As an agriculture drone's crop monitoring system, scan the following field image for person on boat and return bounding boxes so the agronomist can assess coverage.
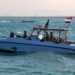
[10,32,15,37]
[54,37,63,43]
[44,19,49,28]
[49,32,54,41]
[45,32,49,41]
[23,31,27,38]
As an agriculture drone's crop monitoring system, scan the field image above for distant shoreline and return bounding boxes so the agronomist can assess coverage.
[0,16,74,18]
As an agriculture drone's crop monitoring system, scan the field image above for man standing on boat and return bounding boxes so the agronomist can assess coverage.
[44,19,49,28]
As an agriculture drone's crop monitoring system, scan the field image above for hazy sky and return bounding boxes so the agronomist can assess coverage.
[0,0,75,16]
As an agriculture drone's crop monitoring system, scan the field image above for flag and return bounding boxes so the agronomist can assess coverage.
[65,17,72,23]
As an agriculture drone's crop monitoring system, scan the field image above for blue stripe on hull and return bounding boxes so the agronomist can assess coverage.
[0,42,75,54]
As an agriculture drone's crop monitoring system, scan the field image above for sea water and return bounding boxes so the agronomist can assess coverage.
[0,17,75,75]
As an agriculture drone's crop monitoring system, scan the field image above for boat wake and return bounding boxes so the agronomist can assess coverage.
[28,50,75,63]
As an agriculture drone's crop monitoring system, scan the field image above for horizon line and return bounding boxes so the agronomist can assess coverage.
[0,15,74,17]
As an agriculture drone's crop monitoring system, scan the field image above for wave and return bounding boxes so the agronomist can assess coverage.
[0,20,11,23]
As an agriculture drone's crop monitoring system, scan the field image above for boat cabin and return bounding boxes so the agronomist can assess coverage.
[31,26,69,43]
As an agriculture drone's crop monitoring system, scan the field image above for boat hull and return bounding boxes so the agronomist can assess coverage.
[0,38,75,54]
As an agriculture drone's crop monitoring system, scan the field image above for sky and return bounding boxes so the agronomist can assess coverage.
[0,0,75,16]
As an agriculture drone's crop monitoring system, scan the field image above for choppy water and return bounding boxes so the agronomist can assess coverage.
[0,17,75,75]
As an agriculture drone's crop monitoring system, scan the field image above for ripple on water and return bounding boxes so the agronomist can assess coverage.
[0,51,75,75]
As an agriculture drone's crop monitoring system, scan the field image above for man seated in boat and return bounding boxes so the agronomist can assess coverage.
[44,32,49,41]
[43,31,54,42]
[22,31,27,38]
[54,37,62,43]
[49,32,54,42]
[44,32,55,42]
[10,32,15,38]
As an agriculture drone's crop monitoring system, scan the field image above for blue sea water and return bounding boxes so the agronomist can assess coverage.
[0,17,75,75]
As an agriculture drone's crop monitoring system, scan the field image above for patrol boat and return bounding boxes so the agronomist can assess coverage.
[0,19,75,54]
